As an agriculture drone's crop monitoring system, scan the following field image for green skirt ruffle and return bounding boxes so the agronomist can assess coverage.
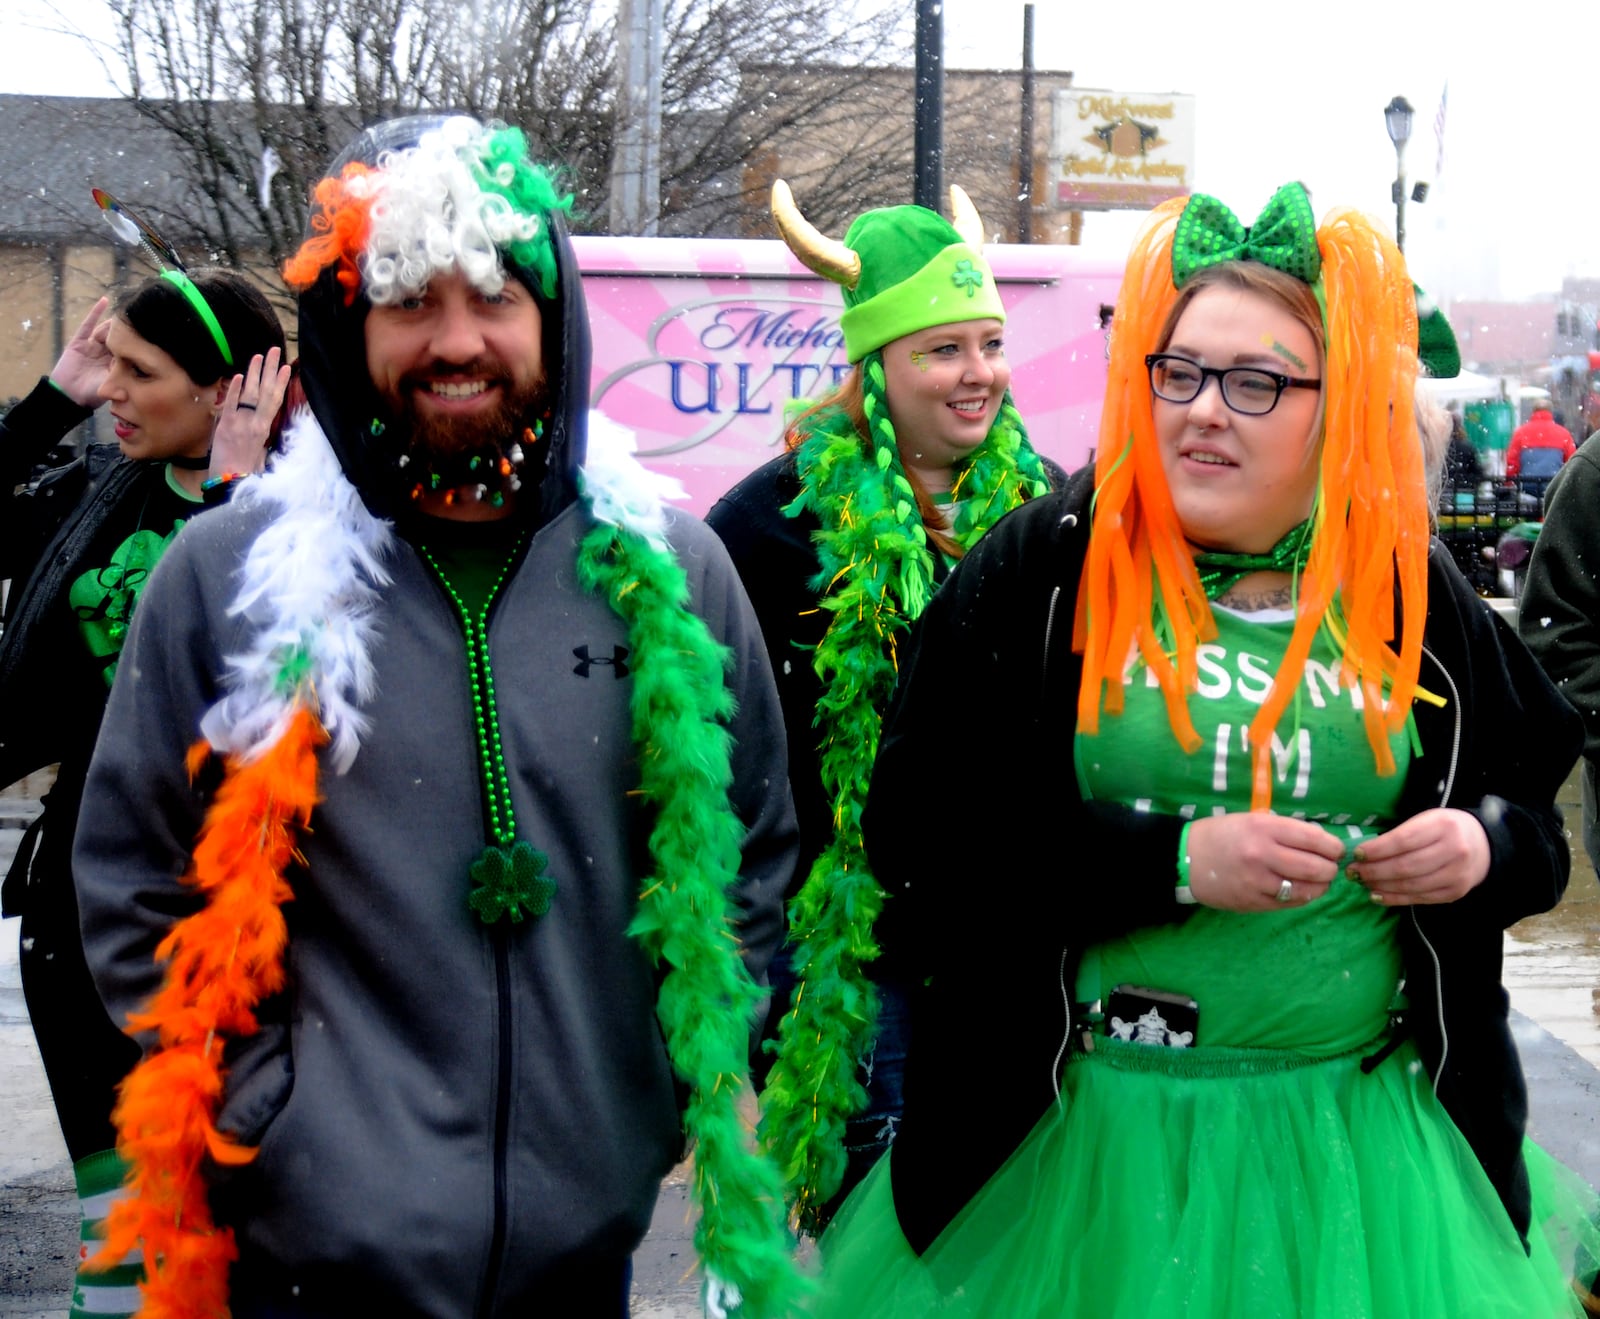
[811,1039,1599,1317]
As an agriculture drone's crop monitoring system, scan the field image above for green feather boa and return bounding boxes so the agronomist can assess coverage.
[759,351,1048,1227]
[578,520,805,1315]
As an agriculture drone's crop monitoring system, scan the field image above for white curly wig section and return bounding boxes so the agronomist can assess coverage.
[357,116,547,306]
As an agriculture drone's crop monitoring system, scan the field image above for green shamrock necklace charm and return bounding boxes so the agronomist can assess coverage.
[469,840,556,923]
[421,538,558,927]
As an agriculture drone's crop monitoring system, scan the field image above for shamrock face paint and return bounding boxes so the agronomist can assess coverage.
[1261,332,1309,372]
[882,317,1010,482]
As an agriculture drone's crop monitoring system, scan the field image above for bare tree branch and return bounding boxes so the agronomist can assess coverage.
[98,0,911,273]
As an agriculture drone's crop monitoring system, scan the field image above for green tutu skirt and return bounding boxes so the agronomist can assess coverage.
[811,1038,1600,1317]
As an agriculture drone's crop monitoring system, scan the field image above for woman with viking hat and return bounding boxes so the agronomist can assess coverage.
[707,182,1060,1231]
[807,185,1600,1315]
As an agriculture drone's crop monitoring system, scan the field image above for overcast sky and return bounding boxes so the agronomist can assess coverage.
[5,0,1592,302]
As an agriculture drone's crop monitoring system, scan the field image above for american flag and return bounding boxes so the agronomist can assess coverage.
[1434,82,1449,178]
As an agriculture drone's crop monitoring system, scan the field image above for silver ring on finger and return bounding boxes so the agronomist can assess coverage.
[1275,878,1294,904]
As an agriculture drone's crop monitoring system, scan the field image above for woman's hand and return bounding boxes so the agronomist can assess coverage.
[50,297,113,408]
[209,348,291,480]
[1345,808,1490,906]
[1184,813,1344,911]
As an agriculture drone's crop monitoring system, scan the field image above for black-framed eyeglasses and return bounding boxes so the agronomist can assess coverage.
[1145,353,1322,417]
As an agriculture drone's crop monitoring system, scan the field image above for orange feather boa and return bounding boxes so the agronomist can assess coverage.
[92,705,326,1318]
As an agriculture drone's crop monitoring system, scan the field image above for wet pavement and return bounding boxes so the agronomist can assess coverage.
[5,765,1600,1315]
[1504,766,1600,1070]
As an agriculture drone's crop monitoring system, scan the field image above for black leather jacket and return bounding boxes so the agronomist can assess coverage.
[0,379,163,908]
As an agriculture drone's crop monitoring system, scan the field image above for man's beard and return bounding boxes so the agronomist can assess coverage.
[387,369,549,468]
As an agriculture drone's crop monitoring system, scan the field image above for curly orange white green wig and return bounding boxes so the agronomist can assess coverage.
[1075,190,1427,809]
[282,117,570,306]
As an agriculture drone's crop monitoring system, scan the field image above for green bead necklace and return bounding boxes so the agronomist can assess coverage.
[420,537,556,925]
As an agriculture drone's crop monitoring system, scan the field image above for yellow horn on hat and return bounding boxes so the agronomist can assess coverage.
[948,184,986,250]
[771,179,861,290]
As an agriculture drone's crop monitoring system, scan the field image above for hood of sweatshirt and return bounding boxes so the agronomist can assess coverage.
[291,115,591,527]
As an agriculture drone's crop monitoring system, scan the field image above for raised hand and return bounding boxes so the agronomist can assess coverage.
[50,297,114,408]
[209,347,291,479]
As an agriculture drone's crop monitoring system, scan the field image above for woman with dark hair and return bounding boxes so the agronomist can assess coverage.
[810,185,1598,1316]
[707,182,1060,1231]
[0,268,288,1319]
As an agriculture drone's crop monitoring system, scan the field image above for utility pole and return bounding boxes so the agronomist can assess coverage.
[1016,3,1035,243]
[913,0,943,210]
[610,0,662,235]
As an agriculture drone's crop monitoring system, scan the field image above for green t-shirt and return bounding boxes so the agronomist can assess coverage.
[67,465,201,688]
[1075,604,1413,1054]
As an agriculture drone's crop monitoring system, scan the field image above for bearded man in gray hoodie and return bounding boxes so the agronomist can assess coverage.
[73,116,801,1319]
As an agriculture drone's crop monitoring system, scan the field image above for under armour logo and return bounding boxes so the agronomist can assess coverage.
[573,644,630,678]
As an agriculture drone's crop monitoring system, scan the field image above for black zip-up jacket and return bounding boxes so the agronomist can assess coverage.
[0,379,154,904]
[864,467,1582,1254]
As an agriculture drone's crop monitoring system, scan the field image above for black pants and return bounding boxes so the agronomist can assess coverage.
[18,843,140,1164]
[229,1258,634,1318]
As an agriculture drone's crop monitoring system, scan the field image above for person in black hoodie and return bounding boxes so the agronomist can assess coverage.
[0,269,286,1319]
[810,186,1594,1317]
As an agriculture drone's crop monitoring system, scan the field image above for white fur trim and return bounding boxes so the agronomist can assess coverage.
[200,409,392,772]
[579,410,687,552]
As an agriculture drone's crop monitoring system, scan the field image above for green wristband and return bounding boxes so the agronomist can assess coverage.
[1175,820,1198,905]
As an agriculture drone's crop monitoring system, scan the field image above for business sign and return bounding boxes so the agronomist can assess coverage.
[576,235,1122,514]
[1052,89,1196,211]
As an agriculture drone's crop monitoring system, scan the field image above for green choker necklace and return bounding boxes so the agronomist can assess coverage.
[1192,518,1313,601]
[420,536,557,925]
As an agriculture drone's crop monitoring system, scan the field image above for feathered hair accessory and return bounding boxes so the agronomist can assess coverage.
[282,118,570,306]
[1076,190,1427,808]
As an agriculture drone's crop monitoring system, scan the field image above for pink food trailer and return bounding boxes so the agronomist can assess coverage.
[574,235,1124,515]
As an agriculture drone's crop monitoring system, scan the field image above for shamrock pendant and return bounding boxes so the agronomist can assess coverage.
[468,840,557,924]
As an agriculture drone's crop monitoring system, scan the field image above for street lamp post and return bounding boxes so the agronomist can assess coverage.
[1384,95,1415,254]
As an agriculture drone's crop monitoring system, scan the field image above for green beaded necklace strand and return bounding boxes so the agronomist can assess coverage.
[419,537,556,925]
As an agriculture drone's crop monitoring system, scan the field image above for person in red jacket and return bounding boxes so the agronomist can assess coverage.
[1506,406,1576,480]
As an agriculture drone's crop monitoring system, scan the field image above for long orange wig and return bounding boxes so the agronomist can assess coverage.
[1075,196,1427,809]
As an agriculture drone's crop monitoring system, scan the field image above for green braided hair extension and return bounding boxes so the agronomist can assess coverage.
[761,351,1047,1229]
[468,125,573,300]
[576,520,807,1316]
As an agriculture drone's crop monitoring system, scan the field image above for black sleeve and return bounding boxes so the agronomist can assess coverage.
[1520,437,1600,760]
[0,378,95,580]
[706,457,831,901]
[1426,547,1581,928]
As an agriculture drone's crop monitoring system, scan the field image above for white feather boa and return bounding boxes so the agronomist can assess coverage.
[200,408,679,774]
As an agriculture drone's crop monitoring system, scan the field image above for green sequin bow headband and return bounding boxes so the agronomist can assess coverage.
[1171,182,1321,289]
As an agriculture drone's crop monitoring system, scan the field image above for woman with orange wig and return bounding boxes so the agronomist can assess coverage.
[807,184,1599,1316]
